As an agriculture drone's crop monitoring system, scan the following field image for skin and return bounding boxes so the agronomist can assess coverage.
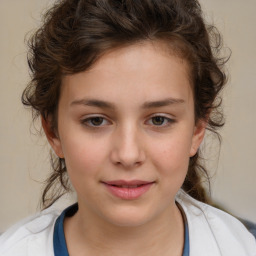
[43,41,206,256]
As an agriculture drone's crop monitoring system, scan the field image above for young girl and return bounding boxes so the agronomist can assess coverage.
[0,0,255,255]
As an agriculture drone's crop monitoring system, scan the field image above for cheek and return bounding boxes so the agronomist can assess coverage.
[149,131,192,182]
[151,143,190,200]
[60,134,108,184]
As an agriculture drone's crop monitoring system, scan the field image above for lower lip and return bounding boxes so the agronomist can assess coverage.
[103,183,154,200]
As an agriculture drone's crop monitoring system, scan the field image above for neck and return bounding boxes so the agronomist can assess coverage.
[64,201,185,256]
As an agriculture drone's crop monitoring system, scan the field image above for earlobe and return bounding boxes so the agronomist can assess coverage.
[41,116,64,158]
[189,120,207,157]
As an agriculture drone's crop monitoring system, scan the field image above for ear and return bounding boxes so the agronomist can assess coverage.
[41,116,64,158]
[189,120,207,157]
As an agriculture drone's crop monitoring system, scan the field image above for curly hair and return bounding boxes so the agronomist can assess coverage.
[22,0,228,209]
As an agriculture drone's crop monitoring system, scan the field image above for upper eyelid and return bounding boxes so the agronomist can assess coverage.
[147,113,176,120]
[81,114,110,121]
[150,113,172,117]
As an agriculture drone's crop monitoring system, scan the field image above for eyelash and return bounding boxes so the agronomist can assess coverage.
[81,116,111,127]
[80,115,175,128]
[146,115,175,127]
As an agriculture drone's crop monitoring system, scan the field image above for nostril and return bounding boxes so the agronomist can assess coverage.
[114,160,142,168]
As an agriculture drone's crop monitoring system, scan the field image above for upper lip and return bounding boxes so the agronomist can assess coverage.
[102,180,155,186]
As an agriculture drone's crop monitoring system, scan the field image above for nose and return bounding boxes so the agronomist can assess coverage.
[110,125,146,169]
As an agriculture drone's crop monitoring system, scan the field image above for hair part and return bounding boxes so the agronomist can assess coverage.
[22,0,229,209]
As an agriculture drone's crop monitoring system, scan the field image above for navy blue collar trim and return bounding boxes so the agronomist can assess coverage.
[53,203,78,256]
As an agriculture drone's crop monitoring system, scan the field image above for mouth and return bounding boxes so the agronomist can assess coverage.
[101,180,155,200]
[110,184,144,188]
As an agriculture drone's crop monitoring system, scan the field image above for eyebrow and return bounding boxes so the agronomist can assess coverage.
[70,97,185,109]
[71,99,115,109]
[142,98,185,109]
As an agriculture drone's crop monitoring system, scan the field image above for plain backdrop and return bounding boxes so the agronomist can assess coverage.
[0,0,256,232]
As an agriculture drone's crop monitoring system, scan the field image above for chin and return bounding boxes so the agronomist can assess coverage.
[101,205,159,228]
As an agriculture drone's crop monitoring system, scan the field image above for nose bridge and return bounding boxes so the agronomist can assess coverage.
[110,121,145,168]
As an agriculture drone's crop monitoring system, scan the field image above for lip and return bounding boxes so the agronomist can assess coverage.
[102,180,155,200]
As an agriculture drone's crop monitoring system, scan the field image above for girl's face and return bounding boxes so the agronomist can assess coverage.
[45,41,205,227]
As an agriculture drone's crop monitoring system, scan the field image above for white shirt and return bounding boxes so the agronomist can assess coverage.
[0,191,255,256]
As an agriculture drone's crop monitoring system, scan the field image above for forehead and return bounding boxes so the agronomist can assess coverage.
[87,40,192,80]
[61,41,193,106]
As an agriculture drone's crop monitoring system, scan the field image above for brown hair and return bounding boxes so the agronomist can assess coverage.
[22,0,228,208]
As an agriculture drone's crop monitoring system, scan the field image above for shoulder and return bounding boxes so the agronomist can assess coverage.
[0,206,61,256]
[176,190,256,256]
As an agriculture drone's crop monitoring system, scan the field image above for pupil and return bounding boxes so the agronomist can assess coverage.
[152,116,164,125]
[91,117,103,126]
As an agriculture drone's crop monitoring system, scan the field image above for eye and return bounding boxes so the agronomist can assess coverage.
[81,116,110,127]
[147,115,175,127]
